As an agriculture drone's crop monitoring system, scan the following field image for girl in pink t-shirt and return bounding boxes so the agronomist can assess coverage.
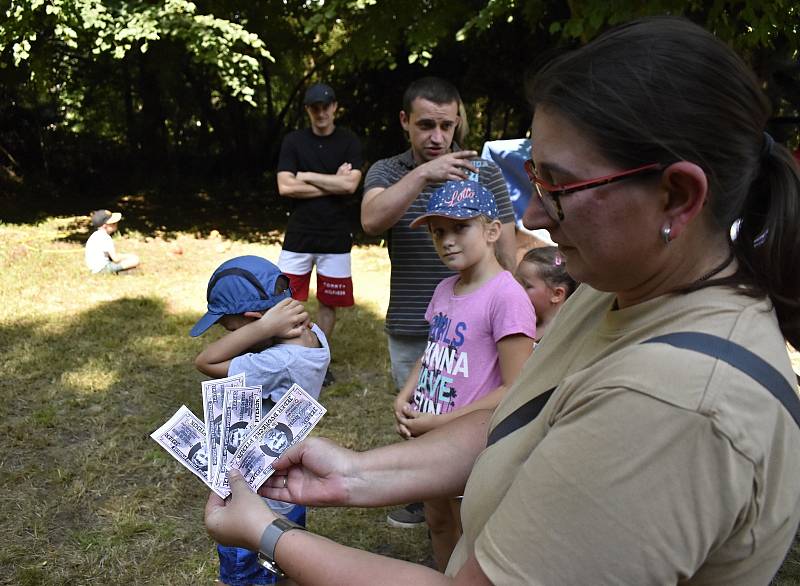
[394,178,536,571]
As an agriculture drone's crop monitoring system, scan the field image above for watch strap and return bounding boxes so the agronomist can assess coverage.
[257,517,306,576]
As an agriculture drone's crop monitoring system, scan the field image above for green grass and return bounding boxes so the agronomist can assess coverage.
[1,217,798,585]
[0,217,429,585]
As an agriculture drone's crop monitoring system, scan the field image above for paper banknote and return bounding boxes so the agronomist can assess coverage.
[213,385,263,492]
[229,384,326,494]
[150,405,227,498]
[202,373,245,482]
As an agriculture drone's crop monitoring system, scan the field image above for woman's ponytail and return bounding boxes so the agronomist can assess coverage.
[734,141,800,348]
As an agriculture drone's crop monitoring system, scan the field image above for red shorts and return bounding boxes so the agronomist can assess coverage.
[278,250,354,308]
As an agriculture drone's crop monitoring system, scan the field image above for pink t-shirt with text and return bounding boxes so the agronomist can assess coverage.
[413,271,536,415]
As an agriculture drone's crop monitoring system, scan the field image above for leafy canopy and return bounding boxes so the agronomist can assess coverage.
[2,0,272,107]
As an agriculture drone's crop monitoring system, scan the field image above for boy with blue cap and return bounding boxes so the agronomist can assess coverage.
[191,255,330,586]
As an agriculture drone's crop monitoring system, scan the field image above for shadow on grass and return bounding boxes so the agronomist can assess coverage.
[0,299,205,584]
[1,172,382,247]
[0,291,421,585]
[26,183,293,245]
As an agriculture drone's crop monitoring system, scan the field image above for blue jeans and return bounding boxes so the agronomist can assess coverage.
[387,333,428,390]
[98,261,124,274]
[217,503,306,585]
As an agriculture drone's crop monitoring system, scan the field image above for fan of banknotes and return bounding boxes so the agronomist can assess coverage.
[151,374,326,498]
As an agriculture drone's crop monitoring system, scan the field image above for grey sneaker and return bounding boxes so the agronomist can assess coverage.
[386,502,425,528]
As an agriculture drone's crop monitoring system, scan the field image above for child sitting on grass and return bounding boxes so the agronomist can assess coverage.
[191,255,330,586]
[84,209,139,274]
[394,179,536,571]
[514,246,578,342]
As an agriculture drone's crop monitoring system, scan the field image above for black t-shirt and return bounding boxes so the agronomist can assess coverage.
[277,127,364,253]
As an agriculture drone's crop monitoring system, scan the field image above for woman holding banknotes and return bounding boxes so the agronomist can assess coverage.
[205,17,800,585]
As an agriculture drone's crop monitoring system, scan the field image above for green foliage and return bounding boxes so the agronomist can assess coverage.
[456,0,516,42]
[462,0,800,55]
[1,0,272,114]
[0,0,797,192]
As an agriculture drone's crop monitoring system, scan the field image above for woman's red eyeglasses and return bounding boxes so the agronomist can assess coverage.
[523,159,666,221]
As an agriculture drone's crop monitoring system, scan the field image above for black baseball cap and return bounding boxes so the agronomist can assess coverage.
[303,83,336,106]
[91,209,122,228]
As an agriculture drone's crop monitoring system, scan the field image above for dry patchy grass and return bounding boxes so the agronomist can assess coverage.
[1,217,798,585]
[0,218,428,585]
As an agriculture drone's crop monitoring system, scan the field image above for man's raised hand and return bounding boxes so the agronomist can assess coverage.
[418,150,478,183]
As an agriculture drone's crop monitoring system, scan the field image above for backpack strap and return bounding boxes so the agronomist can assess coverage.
[643,332,800,428]
[486,331,799,448]
[487,386,556,447]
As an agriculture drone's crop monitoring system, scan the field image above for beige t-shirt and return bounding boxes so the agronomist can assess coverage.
[447,285,800,585]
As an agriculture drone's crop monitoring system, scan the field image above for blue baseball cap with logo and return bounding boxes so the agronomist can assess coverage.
[410,179,499,228]
[190,255,292,337]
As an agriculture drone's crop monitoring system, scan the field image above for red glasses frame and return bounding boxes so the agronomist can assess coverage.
[523,159,666,221]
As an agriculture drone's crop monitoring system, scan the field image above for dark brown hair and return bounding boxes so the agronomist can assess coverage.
[521,246,578,298]
[402,77,465,145]
[402,76,461,114]
[527,16,800,347]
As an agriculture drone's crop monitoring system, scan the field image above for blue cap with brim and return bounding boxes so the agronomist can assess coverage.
[409,179,499,228]
[190,255,292,337]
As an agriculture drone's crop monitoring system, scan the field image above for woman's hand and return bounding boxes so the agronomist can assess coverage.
[205,469,276,550]
[259,437,358,506]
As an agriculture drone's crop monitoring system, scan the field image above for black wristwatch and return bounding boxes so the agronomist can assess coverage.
[256,517,306,577]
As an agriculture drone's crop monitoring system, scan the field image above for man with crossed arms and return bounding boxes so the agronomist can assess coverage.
[277,83,364,386]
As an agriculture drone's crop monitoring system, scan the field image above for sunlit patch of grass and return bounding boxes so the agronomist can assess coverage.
[60,363,119,394]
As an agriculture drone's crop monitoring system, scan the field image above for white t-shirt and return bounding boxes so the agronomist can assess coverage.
[85,229,115,273]
[229,324,331,403]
